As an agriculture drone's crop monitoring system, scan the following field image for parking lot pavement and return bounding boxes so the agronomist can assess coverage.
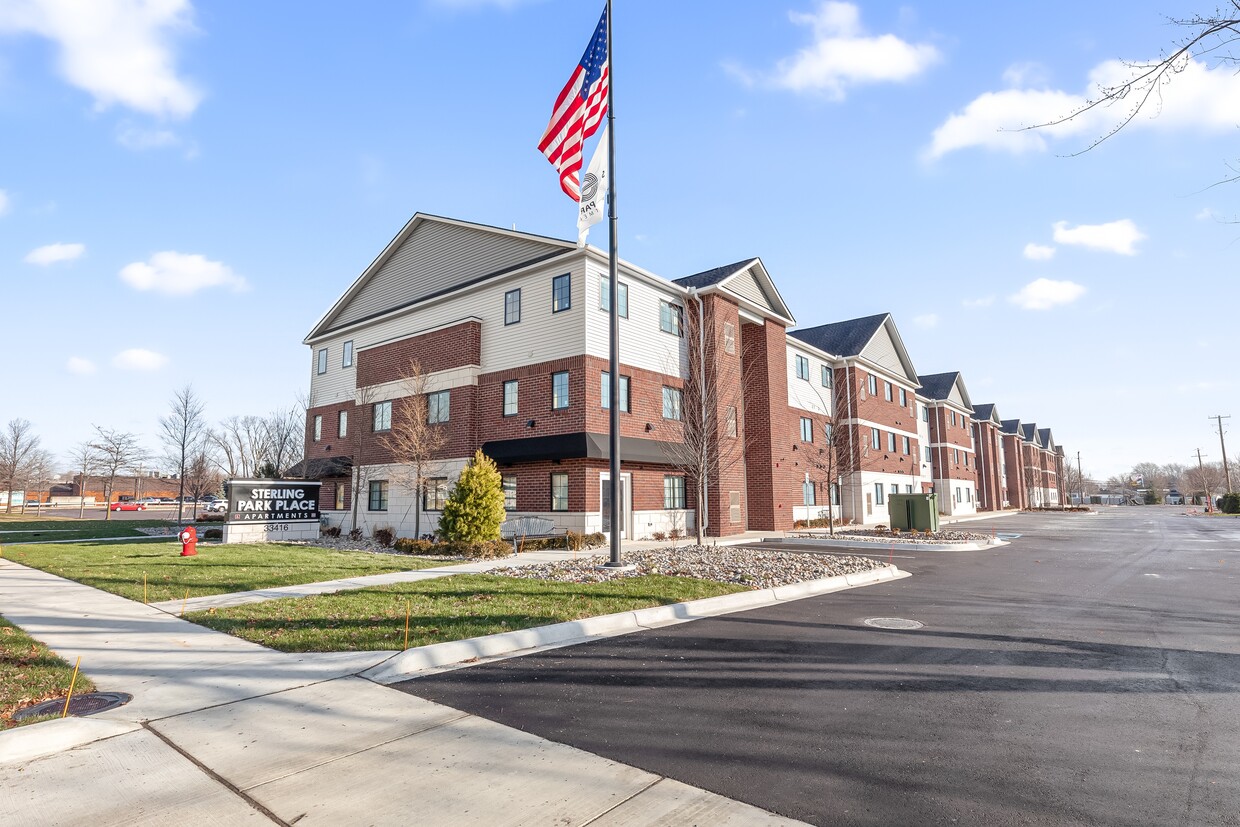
[397,509,1240,826]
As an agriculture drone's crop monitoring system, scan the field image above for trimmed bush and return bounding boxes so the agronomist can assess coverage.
[438,539,513,559]
[438,450,506,542]
[348,527,364,541]
[372,526,395,548]
[1220,492,1240,514]
[196,513,225,523]
[202,528,223,541]
[321,525,342,538]
[393,537,435,555]
[584,532,606,548]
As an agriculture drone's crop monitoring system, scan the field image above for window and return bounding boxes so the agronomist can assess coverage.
[368,480,388,512]
[373,400,392,432]
[338,410,348,439]
[902,435,910,455]
[887,432,896,452]
[821,365,832,388]
[800,417,813,442]
[723,322,736,354]
[424,478,449,511]
[795,355,809,380]
[662,386,683,420]
[316,348,328,375]
[664,475,686,509]
[950,411,957,427]
[871,427,881,450]
[966,487,972,503]
[333,484,344,510]
[428,390,450,424]
[891,484,899,497]
[824,422,833,442]
[953,448,959,464]
[955,486,962,504]
[830,483,840,506]
[730,491,742,523]
[551,473,569,511]
[502,475,517,511]
[552,371,570,409]
[313,415,322,442]
[899,388,907,407]
[884,381,892,402]
[803,479,816,506]
[599,278,628,318]
[504,288,521,325]
[964,454,969,468]
[601,372,630,412]
[925,446,932,462]
[726,406,737,438]
[867,375,877,396]
[874,483,884,505]
[342,341,353,368]
[552,274,571,312]
[922,405,929,422]
[503,380,518,416]
[906,485,914,494]
[659,300,683,336]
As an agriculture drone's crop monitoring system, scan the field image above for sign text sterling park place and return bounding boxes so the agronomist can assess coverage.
[221,479,322,544]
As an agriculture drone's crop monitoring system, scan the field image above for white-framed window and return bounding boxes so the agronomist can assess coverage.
[899,388,906,407]
[726,406,737,438]
[723,322,736,354]
[891,484,899,497]
[950,411,957,427]
[503,380,518,416]
[966,487,972,502]
[871,427,881,450]
[868,375,878,396]
[884,381,893,402]
[601,372,630,412]
[874,483,885,505]
[831,483,840,505]
[504,288,521,325]
[824,422,833,442]
[795,355,809,380]
[803,479,816,506]
[955,486,962,504]
[599,278,629,318]
[664,475,685,509]
[800,417,813,442]
[821,365,832,388]
[552,371,570,409]
[313,415,322,442]
[338,410,348,439]
[428,390,450,424]
[502,475,517,511]
[552,274,572,312]
[373,400,392,432]
[925,446,932,462]
[368,480,388,512]
[902,435,910,455]
[662,386,683,420]
[424,478,449,511]
[551,473,569,511]
[342,340,353,368]
[316,348,328,375]
[906,485,914,493]
[888,432,896,452]
[922,405,929,422]
[659,300,683,336]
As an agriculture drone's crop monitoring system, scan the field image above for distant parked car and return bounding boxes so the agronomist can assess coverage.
[204,500,227,513]
[110,502,147,512]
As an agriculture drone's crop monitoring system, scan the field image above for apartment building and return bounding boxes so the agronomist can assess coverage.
[298,213,1068,537]
[971,403,1009,511]
[916,372,978,516]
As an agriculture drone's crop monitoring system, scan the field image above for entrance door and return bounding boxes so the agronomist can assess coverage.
[600,473,631,539]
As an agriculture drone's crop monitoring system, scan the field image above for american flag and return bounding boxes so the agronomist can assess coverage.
[538,8,609,201]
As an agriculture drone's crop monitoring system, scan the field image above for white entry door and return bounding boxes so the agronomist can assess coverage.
[600,473,631,539]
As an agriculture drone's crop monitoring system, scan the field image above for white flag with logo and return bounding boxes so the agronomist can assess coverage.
[577,124,608,247]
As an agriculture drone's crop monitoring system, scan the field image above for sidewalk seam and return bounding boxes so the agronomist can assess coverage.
[577,776,665,826]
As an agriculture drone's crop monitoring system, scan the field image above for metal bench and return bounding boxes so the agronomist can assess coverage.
[499,516,567,552]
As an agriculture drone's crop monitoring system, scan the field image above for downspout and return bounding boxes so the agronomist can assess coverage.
[687,287,707,538]
[845,360,857,523]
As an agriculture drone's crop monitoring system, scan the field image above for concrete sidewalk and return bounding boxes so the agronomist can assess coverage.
[0,557,805,825]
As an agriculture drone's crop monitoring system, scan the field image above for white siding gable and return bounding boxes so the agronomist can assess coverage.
[584,260,687,377]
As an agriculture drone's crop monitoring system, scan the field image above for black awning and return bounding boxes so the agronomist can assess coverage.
[482,432,678,465]
[285,456,353,479]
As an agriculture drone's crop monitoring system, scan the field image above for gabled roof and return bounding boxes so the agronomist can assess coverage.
[305,213,578,342]
[674,257,795,324]
[973,403,1002,424]
[1020,423,1044,447]
[916,371,974,412]
[790,313,919,385]
[1038,428,1055,450]
[1000,418,1022,435]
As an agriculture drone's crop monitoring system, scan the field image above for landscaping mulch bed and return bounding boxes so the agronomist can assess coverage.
[803,528,994,545]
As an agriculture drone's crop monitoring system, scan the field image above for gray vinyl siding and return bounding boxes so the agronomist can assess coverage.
[726,268,780,314]
[329,221,564,330]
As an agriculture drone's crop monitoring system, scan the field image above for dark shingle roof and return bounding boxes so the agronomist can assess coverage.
[974,403,997,421]
[673,258,756,289]
[788,313,889,357]
[916,372,961,401]
[1020,423,1039,442]
[1000,418,1022,435]
[1038,428,1054,445]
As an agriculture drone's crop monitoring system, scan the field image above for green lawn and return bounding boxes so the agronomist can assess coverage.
[0,518,174,542]
[191,574,748,652]
[4,542,444,603]
[1,615,96,729]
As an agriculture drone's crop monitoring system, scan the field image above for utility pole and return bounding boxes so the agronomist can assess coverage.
[1076,451,1084,506]
[1195,449,1212,512]
[1210,415,1232,493]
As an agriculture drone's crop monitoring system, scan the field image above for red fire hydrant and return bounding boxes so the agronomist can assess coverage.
[179,526,198,557]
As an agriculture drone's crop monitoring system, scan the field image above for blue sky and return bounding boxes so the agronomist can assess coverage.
[2,0,1237,481]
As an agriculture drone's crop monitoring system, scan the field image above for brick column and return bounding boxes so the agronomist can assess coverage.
[740,318,795,531]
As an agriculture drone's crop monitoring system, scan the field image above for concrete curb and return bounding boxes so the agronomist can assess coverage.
[0,717,140,766]
[363,564,908,684]
[769,536,1010,553]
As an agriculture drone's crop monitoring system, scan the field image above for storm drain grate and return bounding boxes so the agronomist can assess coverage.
[12,692,133,721]
[863,617,924,630]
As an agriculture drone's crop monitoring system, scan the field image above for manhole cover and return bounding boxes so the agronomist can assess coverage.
[863,617,924,630]
[12,692,132,721]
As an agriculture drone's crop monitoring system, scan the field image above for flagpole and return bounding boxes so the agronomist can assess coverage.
[603,0,623,568]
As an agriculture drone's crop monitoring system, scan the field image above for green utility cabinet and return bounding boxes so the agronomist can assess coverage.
[889,493,939,532]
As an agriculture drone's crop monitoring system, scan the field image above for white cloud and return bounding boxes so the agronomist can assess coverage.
[1052,219,1144,255]
[115,123,178,149]
[962,296,994,308]
[1009,278,1086,310]
[927,55,1240,160]
[66,356,95,374]
[0,0,202,118]
[0,189,9,216]
[24,242,85,265]
[112,348,168,371]
[119,251,247,295]
[913,313,939,329]
[1023,242,1056,261]
[1002,62,1049,88]
[729,2,939,99]
[1196,207,1218,221]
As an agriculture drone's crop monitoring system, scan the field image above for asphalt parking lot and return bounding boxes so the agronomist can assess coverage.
[397,509,1240,826]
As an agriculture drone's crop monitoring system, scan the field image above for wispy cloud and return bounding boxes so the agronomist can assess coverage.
[112,348,168,371]
[0,0,202,118]
[913,313,939,329]
[66,356,96,374]
[119,251,247,296]
[1009,278,1086,310]
[962,296,994,308]
[1053,219,1144,255]
[1023,242,1055,261]
[24,242,85,265]
[726,2,939,99]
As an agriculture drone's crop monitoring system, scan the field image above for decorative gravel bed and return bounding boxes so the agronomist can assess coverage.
[488,545,884,589]
[802,528,994,545]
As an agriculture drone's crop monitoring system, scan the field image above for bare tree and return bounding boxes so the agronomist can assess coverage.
[1062,464,1095,504]
[68,441,101,518]
[20,449,56,513]
[0,419,41,513]
[90,426,148,522]
[159,384,207,523]
[264,406,304,478]
[382,360,447,540]
[1184,460,1227,506]
[183,450,223,518]
[210,415,271,478]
